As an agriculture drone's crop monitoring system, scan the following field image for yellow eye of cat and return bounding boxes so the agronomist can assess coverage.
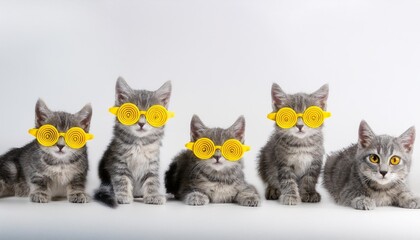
[369,154,380,163]
[390,156,401,165]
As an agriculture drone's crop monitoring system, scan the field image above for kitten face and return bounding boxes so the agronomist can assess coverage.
[271,84,329,139]
[114,77,172,138]
[356,120,415,186]
[35,99,92,160]
[190,115,245,171]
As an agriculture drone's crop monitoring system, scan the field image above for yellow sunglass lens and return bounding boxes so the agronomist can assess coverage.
[390,156,400,165]
[276,108,297,129]
[65,127,88,149]
[222,139,247,161]
[303,106,325,128]
[36,125,59,147]
[369,154,380,163]
[193,138,215,160]
[117,103,141,126]
[146,105,169,127]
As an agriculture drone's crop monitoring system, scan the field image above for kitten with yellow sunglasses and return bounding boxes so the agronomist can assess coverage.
[165,115,260,207]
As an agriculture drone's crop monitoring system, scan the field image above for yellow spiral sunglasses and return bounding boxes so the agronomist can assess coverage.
[28,124,94,149]
[267,106,331,129]
[109,103,175,127]
[185,138,250,161]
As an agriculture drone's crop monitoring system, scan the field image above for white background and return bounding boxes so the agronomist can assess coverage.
[1,0,420,239]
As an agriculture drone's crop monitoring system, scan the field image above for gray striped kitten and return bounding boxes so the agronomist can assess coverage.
[324,120,419,210]
[95,77,171,207]
[165,115,260,207]
[0,99,92,203]
[258,83,329,205]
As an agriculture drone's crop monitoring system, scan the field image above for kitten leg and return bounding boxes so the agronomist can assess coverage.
[265,186,280,200]
[278,166,301,205]
[67,174,89,203]
[29,175,51,203]
[235,184,260,207]
[299,160,322,203]
[0,180,14,197]
[112,175,134,204]
[351,196,376,210]
[14,181,30,197]
[142,173,166,205]
[395,188,420,209]
[184,191,210,206]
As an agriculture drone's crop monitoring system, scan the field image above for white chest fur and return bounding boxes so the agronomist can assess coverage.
[287,152,314,178]
[122,142,160,193]
[44,164,80,197]
[371,191,393,206]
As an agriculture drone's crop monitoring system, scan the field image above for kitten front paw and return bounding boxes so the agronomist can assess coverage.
[68,192,90,203]
[301,191,321,203]
[400,197,420,209]
[184,192,209,206]
[279,194,301,205]
[116,194,133,204]
[352,196,376,210]
[144,195,166,205]
[30,192,50,203]
[238,195,260,207]
[265,187,280,200]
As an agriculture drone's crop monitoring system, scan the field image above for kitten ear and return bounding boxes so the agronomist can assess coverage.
[35,99,52,127]
[115,77,133,105]
[398,126,416,153]
[229,116,246,142]
[190,115,207,141]
[155,81,172,107]
[358,120,375,148]
[75,103,93,131]
[271,83,287,109]
[311,84,329,109]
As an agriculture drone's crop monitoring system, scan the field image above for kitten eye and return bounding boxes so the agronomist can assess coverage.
[390,156,401,165]
[369,154,380,164]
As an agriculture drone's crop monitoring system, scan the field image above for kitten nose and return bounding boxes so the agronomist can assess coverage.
[57,144,65,151]
[214,156,221,162]
[296,125,304,131]
[138,122,145,128]
[380,171,388,177]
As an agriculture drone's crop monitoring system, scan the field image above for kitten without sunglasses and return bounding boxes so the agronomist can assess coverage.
[0,99,92,203]
[324,120,419,210]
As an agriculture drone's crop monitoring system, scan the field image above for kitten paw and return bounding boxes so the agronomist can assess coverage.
[265,187,280,200]
[184,192,209,206]
[238,195,260,207]
[301,191,321,203]
[30,192,50,203]
[144,195,166,205]
[352,196,376,210]
[279,194,301,205]
[116,194,133,204]
[401,197,420,209]
[68,192,90,203]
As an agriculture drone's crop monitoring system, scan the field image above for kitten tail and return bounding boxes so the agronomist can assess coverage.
[94,184,117,208]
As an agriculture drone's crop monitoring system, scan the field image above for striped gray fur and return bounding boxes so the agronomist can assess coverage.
[323,120,419,210]
[165,115,260,207]
[95,77,171,207]
[0,99,92,203]
[258,84,329,205]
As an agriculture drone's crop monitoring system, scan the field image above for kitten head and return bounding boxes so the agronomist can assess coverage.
[114,77,172,138]
[190,115,245,171]
[35,99,92,159]
[356,120,415,186]
[271,83,329,138]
